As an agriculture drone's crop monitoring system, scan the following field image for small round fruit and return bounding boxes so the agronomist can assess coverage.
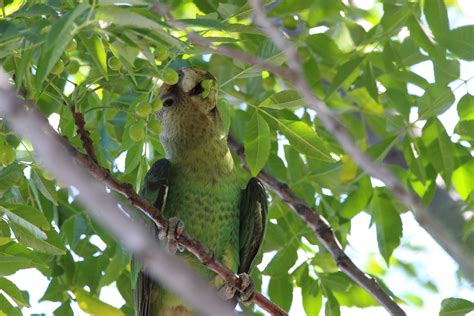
[51,60,65,75]
[67,60,80,74]
[129,123,145,141]
[152,99,163,112]
[42,170,55,181]
[135,102,152,118]
[263,76,276,91]
[148,119,161,134]
[282,15,298,30]
[65,39,77,52]
[155,47,169,62]
[108,56,122,71]
[0,145,15,166]
[163,68,179,85]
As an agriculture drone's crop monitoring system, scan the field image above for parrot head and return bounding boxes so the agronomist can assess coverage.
[157,67,223,157]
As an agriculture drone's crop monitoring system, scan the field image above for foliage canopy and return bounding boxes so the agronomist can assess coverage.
[0,0,473,315]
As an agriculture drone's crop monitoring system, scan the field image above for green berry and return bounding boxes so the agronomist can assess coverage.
[152,99,163,112]
[108,56,122,71]
[282,15,298,30]
[163,68,179,85]
[51,60,65,75]
[149,119,161,134]
[42,170,55,181]
[0,145,15,166]
[135,102,152,118]
[263,76,276,91]
[67,60,80,74]
[129,122,145,141]
[65,39,77,52]
[155,47,170,62]
[200,79,212,98]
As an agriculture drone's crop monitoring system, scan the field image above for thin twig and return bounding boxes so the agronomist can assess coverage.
[70,102,98,163]
[228,136,406,316]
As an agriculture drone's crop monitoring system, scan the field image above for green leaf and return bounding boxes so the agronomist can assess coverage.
[31,170,58,205]
[370,190,403,264]
[0,203,49,240]
[457,94,474,121]
[0,293,21,316]
[439,298,474,316]
[244,111,271,176]
[11,223,66,255]
[259,90,303,109]
[319,272,352,292]
[339,177,372,219]
[61,214,92,248]
[418,84,455,119]
[302,281,322,315]
[434,58,460,85]
[78,34,108,80]
[423,0,449,41]
[264,242,298,276]
[278,120,333,162]
[95,6,184,49]
[0,254,33,276]
[402,138,427,183]
[99,248,128,287]
[441,26,474,60]
[324,288,341,316]
[327,57,364,98]
[54,301,74,316]
[124,141,144,175]
[0,277,29,307]
[452,160,474,201]
[74,288,125,316]
[421,118,455,187]
[268,275,293,312]
[36,3,89,89]
[0,164,24,195]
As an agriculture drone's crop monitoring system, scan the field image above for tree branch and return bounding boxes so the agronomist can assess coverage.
[228,136,406,315]
[0,72,286,316]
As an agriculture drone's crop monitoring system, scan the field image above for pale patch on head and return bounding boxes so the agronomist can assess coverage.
[181,68,208,93]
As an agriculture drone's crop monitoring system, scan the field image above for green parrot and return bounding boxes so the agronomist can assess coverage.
[132,67,268,316]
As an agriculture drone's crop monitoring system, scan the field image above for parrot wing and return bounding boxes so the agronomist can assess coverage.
[132,158,171,316]
[238,177,268,275]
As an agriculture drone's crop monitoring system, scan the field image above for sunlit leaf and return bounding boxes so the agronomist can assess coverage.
[244,111,271,176]
[370,190,403,264]
[74,288,125,316]
[439,298,474,316]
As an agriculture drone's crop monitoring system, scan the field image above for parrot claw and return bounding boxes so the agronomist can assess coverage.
[160,217,184,254]
[218,282,236,300]
[219,273,255,305]
[237,273,255,305]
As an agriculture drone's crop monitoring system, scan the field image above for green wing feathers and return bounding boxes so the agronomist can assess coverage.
[238,177,268,275]
[133,159,171,316]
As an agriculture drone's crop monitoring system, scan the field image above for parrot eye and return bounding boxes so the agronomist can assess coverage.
[189,82,204,96]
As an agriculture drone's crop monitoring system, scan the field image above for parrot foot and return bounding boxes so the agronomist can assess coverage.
[219,273,255,305]
[158,217,185,254]
[237,273,255,305]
